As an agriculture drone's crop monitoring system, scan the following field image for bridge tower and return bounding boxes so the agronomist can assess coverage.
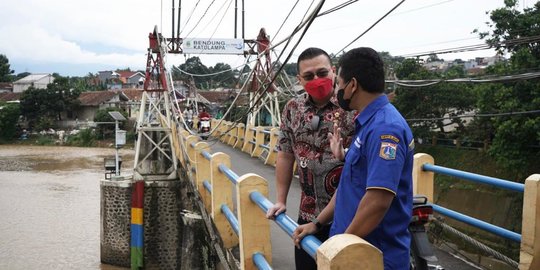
[133,26,178,180]
[245,28,282,127]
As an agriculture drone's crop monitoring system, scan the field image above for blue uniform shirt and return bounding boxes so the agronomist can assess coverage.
[330,95,414,270]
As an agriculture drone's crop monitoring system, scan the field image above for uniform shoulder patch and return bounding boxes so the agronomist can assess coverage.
[380,134,400,143]
[379,142,397,160]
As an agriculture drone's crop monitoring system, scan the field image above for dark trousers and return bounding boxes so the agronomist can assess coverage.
[295,217,331,270]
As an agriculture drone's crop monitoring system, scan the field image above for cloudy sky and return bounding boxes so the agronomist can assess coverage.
[0,0,533,77]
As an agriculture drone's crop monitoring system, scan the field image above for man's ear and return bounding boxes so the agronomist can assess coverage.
[350,77,358,94]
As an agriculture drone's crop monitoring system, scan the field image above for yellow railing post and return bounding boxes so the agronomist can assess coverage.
[210,152,238,248]
[221,122,230,143]
[251,127,265,158]
[185,135,199,182]
[242,125,255,154]
[234,123,245,150]
[236,173,272,270]
[195,141,211,194]
[519,174,540,270]
[228,124,238,146]
[264,127,279,167]
[317,234,383,269]
[412,153,435,203]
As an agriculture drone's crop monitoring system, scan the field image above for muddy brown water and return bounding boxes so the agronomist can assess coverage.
[0,145,134,270]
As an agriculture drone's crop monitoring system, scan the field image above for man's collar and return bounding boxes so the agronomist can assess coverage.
[356,95,389,126]
[302,92,340,109]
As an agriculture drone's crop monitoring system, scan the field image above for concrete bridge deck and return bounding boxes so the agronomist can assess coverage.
[210,140,481,270]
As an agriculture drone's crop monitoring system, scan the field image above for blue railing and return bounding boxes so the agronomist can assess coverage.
[253,252,272,270]
[423,164,524,192]
[203,180,212,193]
[423,163,524,243]
[221,204,240,235]
[219,163,240,184]
[250,191,321,258]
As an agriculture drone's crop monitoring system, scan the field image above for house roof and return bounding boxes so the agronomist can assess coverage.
[0,82,13,90]
[0,92,21,102]
[78,91,127,106]
[118,89,143,101]
[15,73,52,84]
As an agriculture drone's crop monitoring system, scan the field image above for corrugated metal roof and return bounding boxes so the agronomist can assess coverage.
[15,74,52,84]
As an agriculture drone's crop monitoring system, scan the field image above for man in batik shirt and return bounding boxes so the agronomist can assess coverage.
[266,47,356,270]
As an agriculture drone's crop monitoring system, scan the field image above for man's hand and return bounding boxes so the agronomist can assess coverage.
[328,123,345,161]
[292,222,318,248]
[266,202,286,219]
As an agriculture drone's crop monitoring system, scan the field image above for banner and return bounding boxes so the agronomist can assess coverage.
[182,38,244,55]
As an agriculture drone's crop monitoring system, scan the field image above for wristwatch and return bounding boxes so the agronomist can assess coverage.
[311,217,323,230]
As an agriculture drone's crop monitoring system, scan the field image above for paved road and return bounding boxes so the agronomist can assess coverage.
[209,140,481,270]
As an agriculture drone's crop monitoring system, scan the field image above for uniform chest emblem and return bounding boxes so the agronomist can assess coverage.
[379,142,397,160]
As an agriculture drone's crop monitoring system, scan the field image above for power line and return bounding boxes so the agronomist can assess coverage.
[387,71,540,87]
[335,0,407,57]
[405,109,540,122]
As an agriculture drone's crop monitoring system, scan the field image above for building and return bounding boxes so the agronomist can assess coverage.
[13,74,54,93]
[0,82,13,93]
[118,71,145,89]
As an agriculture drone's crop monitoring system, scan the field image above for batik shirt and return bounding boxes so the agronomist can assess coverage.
[278,93,356,221]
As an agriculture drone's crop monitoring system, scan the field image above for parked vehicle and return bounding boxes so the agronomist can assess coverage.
[409,195,442,270]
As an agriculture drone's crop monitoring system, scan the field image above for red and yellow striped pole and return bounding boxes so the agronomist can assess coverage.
[131,181,144,269]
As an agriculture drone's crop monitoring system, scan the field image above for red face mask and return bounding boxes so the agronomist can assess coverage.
[304,77,333,100]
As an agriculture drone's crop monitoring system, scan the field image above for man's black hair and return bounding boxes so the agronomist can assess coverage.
[338,47,385,93]
[296,47,332,72]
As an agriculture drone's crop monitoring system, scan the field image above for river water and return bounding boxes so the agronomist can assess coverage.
[0,145,134,270]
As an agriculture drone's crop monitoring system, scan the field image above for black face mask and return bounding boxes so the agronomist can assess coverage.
[337,81,353,111]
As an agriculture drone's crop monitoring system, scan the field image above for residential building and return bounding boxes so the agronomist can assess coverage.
[13,74,54,93]
[0,82,13,93]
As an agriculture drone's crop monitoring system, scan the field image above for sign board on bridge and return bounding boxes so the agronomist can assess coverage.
[182,38,244,55]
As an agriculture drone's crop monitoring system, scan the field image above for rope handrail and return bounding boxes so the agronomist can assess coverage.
[422,163,524,192]
[250,191,321,259]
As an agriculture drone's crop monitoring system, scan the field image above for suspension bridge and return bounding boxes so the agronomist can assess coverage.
[95,16,540,268]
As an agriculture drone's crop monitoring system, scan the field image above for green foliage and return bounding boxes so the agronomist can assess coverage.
[35,135,55,145]
[66,128,95,147]
[19,76,81,130]
[475,1,540,174]
[0,54,15,82]
[0,102,21,140]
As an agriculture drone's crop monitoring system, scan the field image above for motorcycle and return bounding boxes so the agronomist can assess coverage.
[199,116,211,140]
[409,195,442,270]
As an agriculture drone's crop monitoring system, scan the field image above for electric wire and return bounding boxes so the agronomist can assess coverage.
[334,0,407,57]
[192,0,233,38]
[405,109,540,122]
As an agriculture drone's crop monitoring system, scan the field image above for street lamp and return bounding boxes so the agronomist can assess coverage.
[108,111,127,176]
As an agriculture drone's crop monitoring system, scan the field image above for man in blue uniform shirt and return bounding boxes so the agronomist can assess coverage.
[293,47,414,269]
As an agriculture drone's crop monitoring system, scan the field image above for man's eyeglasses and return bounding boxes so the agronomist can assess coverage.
[301,69,330,81]
[311,114,320,130]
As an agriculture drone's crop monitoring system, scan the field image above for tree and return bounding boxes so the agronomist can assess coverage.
[19,76,81,130]
[0,102,20,140]
[474,0,540,177]
[209,63,235,88]
[0,54,15,82]
[177,57,210,88]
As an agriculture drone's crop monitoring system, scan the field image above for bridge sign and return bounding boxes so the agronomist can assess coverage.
[182,38,244,55]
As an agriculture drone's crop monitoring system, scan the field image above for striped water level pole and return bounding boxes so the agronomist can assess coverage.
[131,181,144,269]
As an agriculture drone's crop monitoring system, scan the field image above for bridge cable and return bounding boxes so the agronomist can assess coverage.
[432,218,519,268]
[179,0,202,36]
[183,0,217,38]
